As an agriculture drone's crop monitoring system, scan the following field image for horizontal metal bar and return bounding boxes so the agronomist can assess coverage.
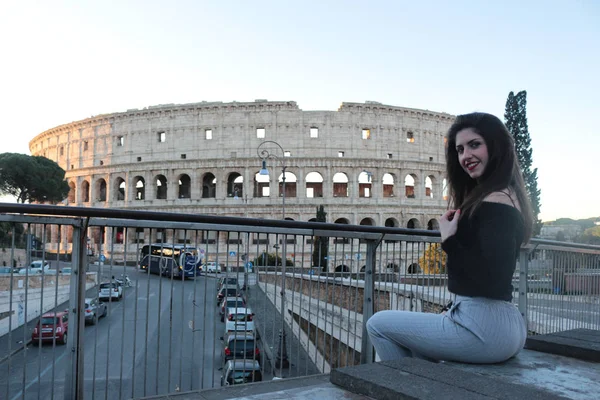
[0,214,83,227]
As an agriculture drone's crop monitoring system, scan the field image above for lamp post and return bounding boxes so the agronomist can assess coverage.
[257,140,290,370]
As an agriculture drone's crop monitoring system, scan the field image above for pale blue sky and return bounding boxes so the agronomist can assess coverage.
[0,1,598,221]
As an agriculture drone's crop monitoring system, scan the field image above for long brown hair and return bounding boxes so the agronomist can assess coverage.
[445,112,534,242]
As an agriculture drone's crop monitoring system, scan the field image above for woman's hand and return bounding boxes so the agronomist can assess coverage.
[439,209,460,242]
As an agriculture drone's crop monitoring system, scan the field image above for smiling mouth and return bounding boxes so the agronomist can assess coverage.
[465,161,479,171]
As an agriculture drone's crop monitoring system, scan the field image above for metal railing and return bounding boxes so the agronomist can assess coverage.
[0,203,599,400]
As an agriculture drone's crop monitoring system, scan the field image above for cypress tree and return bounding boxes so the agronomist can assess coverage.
[504,91,542,236]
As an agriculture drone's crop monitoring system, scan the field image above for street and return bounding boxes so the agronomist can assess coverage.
[0,268,271,400]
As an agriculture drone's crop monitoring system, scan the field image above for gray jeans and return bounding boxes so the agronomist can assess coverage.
[366,295,527,364]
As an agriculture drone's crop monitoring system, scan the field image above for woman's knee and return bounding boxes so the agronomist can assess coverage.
[366,310,394,336]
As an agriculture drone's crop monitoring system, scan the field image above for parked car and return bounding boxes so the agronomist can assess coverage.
[19,260,51,274]
[84,297,107,324]
[31,310,69,345]
[221,332,260,365]
[204,262,222,273]
[224,308,256,337]
[98,282,123,301]
[0,267,15,274]
[60,267,73,274]
[217,276,239,292]
[219,297,246,321]
[217,284,243,305]
[220,359,262,386]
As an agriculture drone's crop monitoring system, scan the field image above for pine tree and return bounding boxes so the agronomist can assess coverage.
[504,91,542,236]
[312,205,329,271]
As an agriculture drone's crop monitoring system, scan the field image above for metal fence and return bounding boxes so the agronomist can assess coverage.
[0,203,599,400]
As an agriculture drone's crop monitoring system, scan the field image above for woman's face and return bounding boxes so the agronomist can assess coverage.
[455,128,489,180]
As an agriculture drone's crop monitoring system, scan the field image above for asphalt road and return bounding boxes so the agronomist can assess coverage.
[0,268,269,400]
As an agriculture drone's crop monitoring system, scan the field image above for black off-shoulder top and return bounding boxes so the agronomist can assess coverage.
[441,202,525,301]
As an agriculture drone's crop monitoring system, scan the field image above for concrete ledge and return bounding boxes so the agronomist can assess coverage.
[330,358,567,400]
[137,374,361,400]
[525,328,600,362]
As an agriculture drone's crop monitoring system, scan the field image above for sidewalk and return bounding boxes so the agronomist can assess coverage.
[244,283,320,379]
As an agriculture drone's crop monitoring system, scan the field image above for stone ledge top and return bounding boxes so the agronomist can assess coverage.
[525,328,600,362]
[331,358,567,400]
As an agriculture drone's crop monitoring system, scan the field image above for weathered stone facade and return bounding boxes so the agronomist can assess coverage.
[29,100,454,264]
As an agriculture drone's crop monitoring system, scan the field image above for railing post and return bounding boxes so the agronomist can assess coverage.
[360,239,378,364]
[518,248,529,330]
[64,221,87,400]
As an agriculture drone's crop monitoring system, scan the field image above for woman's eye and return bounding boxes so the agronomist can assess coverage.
[470,142,480,148]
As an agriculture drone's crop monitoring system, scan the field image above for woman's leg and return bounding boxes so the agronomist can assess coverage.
[366,299,527,363]
[367,309,470,361]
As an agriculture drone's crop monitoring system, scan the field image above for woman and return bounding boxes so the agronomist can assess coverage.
[366,112,534,364]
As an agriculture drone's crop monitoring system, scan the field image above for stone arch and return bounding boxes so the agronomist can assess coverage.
[178,174,191,199]
[407,218,421,229]
[67,181,76,203]
[404,174,417,198]
[134,176,145,200]
[385,218,399,228]
[202,173,216,198]
[305,171,323,198]
[333,172,349,197]
[335,265,350,273]
[383,173,395,197]
[386,262,400,272]
[81,180,90,202]
[155,175,168,199]
[427,219,440,230]
[442,178,449,201]
[425,175,435,198]
[408,263,421,274]
[114,177,126,201]
[360,217,375,226]
[334,217,350,224]
[254,171,269,197]
[280,171,297,198]
[95,178,107,202]
[358,171,373,198]
[227,172,243,198]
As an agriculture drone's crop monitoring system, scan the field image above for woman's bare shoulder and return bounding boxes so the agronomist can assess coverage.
[483,190,521,211]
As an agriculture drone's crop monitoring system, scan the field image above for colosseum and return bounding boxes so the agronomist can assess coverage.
[29,100,455,271]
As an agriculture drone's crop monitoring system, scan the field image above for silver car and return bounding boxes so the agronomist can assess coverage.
[84,297,107,325]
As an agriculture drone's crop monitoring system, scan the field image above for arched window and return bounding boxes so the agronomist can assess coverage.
[383,173,395,197]
[96,179,107,202]
[425,175,435,198]
[305,171,323,198]
[254,171,270,197]
[405,174,416,198]
[358,171,373,198]
[134,177,145,200]
[67,181,76,203]
[407,218,421,229]
[81,180,90,203]
[442,178,448,201]
[333,172,349,197]
[115,177,126,201]
[202,173,216,198]
[156,175,168,199]
[279,171,297,198]
[178,174,191,199]
[427,219,440,230]
[227,172,243,198]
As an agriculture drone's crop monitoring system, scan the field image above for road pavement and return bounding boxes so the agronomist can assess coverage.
[0,269,259,400]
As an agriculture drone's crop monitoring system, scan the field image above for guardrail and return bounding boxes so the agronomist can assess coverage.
[0,203,599,400]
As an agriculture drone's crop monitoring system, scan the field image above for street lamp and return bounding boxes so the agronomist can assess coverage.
[256,140,289,370]
[257,141,287,219]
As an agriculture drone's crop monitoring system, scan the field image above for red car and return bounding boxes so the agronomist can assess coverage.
[32,310,69,345]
